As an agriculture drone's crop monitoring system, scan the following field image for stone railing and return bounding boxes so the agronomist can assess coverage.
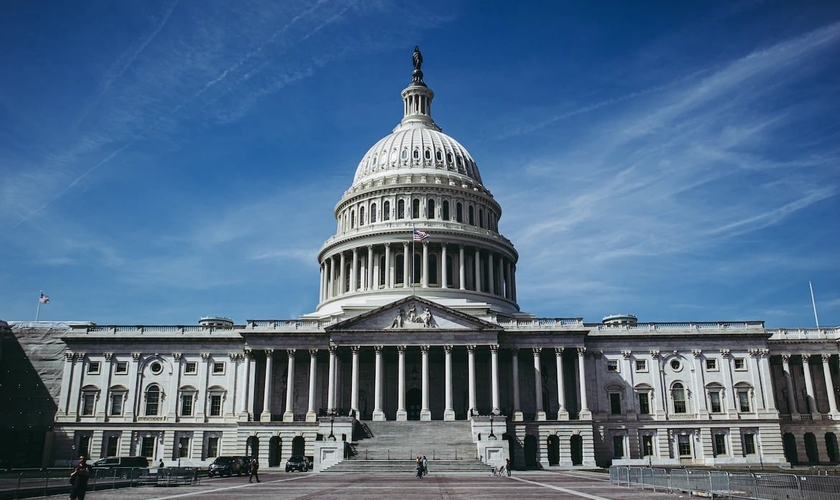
[498,318,584,329]
[596,321,765,332]
[768,327,840,340]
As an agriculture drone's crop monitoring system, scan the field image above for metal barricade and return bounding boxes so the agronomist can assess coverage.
[628,466,643,486]
[727,472,759,500]
[798,474,840,500]
[669,468,690,493]
[687,469,712,496]
[754,473,802,500]
[710,470,731,498]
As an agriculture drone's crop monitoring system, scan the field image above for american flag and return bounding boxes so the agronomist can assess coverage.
[413,228,429,242]
[39,293,50,304]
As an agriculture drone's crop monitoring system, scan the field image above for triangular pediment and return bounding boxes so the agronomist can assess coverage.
[325,296,502,333]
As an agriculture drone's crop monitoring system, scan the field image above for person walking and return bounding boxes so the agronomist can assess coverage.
[69,456,90,500]
[415,457,423,479]
[422,455,428,476]
[505,458,511,476]
[249,457,260,483]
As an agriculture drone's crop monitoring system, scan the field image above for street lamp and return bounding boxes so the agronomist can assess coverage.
[328,416,335,440]
[178,443,182,468]
[489,416,496,439]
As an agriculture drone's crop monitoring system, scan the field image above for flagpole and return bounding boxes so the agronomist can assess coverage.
[809,281,820,329]
[36,290,42,321]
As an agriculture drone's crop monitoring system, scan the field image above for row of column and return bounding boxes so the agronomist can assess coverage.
[257,345,589,422]
[780,353,839,416]
[319,242,517,303]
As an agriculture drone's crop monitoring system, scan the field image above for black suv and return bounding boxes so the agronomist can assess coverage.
[208,456,243,477]
[285,455,310,472]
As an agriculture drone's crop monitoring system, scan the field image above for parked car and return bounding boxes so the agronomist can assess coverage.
[207,456,243,477]
[285,455,310,472]
[91,456,149,469]
[237,456,254,475]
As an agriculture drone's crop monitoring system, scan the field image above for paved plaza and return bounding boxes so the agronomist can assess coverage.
[41,470,684,500]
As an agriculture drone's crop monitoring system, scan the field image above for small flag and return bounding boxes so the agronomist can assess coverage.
[39,293,50,304]
[413,228,429,242]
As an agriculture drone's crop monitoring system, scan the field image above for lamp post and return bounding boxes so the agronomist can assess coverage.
[70,444,76,468]
[489,415,496,439]
[178,443,182,468]
[329,416,335,441]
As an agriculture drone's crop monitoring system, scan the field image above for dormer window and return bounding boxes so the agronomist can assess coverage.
[413,149,419,160]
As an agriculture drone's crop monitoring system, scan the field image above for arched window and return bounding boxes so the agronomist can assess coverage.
[401,149,408,161]
[412,199,420,219]
[478,208,484,228]
[442,200,450,220]
[424,149,431,161]
[456,202,463,223]
[672,383,687,414]
[413,149,420,160]
[397,200,405,219]
[436,150,442,162]
[145,385,161,416]
[350,209,355,229]
[370,203,377,223]
[468,206,475,225]
[383,201,390,221]
[427,198,435,219]
[359,206,365,226]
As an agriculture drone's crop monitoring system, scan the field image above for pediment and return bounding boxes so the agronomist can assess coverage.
[325,296,502,333]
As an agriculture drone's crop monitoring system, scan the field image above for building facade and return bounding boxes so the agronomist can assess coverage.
[3,51,839,469]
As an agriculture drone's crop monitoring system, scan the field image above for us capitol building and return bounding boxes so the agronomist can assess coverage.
[2,49,839,471]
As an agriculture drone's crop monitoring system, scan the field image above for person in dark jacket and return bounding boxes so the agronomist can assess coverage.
[69,456,91,500]
[249,457,260,483]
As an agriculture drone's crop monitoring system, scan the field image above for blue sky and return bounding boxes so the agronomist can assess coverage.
[1,0,838,327]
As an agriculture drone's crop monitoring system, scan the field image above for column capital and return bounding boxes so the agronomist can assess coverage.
[621,350,632,359]
[132,352,141,360]
[781,354,791,363]
[201,352,211,360]
[554,347,564,356]
[374,345,384,353]
[467,345,477,353]
[287,349,296,357]
[309,349,318,357]
[490,344,499,353]
[397,345,407,353]
[760,348,770,358]
[532,347,542,356]
[264,349,274,356]
[823,353,833,363]
[576,347,586,356]
[244,348,253,358]
[65,352,76,362]
[444,345,453,354]
[749,349,761,358]
[104,352,114,361]
[719,349,731,358]
[328,345,337,354]
[692,349,702,358]
[420,345,430,353]
[650,350,660,359]
[351,345,361,353]
[801,353,812,363]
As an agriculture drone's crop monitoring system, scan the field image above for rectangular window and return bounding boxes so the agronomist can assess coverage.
[106,435,119,457]
[607,360,619,372]
[110,393,123,416]
[714,434,727,456]
[610,393,622,415]
[706,359,717,371]
[184,362,197,374]
[638,393,650,415]
[710,392,722,413]
[612,436,624,458]
[178,436,190,458]
[79,435,91,457]
[141,436,155,458]
[207,437,219,458]
[635,359,647,372]
[212,362,225,375]
[210,395,222,416]
[181,394,193,416]
[114,361,128,374]
[87,361,101,375]
[642,435,654,456]
[678,435,691,457]
[743,434,756,455]
[738,391,751,412]
[81,394,96,415]
[734,358,746,370]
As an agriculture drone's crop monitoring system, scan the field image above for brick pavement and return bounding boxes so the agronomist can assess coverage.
[40,470,686,500]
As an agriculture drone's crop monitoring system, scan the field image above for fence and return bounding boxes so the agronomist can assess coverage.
[610,466,840,500]
[0,467,200,500]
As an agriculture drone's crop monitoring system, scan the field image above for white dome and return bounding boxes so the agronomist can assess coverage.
[352,127,483,186]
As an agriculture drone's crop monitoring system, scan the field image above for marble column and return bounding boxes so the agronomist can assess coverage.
[693,350,708,416]
[555,348,568,420]
[373,346,386,421]
[239,349,252,420]
[490,345,500,414]
[474,248,481,292]
[533,348,546,421]
[512,349,522,421]
[283,349,295,422]
[421,345,431,420]
[459,245,466,290]
[339,253,346,295]
[467,345,477,415]
[397,346,407,421]
[328,256,336,299]
[441,244,448,289]
[444,345,455,421]
[759,350,776,411]
[349,346,360,417]
[721,349,736,414]
[822,354,839,415]
[782,355,799,416]
[577,347,590,417]
[351,248,358,293]
[306,349,317,422]
[246,351,256,421]
[367,245,374,291]
[260,349,274,422]
[802,354,818,416]
[421,243,429,288]
[488,253,495,295]
[384,244,392,289]
[402,242,410,287]
[651,351,665,416]
[327,346,337,414]
[748,349,766,411]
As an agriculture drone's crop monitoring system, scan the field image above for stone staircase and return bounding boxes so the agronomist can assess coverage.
[323,420,493,474]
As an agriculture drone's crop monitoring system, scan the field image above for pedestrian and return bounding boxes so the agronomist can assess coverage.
[505,458,511,476]
[249,457,260,483]
[69,456,90,500]
[158,459,165,468]
[415,456,423,479]
[422,455,428,476]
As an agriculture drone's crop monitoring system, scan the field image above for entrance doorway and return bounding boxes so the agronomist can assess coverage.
[292,436,305,457]
[570,435,583,465]
[524,435,538,467]
[268,436,281,467]
[804,433,819,464]
[547,435,560,465]
[783,433,798,465]
[407,388,421,420]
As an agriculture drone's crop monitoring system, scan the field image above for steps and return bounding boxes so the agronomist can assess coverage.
[323,459,493,474]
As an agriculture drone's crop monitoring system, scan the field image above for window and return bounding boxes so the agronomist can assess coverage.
[412,199,420,219]
[607,360,619,372]
[207,437,219,458]
[87,361,101,375]
[734,358,746,370]
[110,392,124,416]
[738,390,751,412]
[672,383,687,413]
[468,206,474,225]
[478,208,484,228]
[181,393,194,416]
[612,436,624,458]
[638,393,650,415]
[79,435,91,458]
[610,393,622,415]
[670,359,682,371]
[81,393,96,416]
[212,362,225,375]
[706,359,717,371]
[150,362,163,375]
[427,198,435,219]
[401,149,407,161]
[370,203,377,223]
[184,362,197,374]
[424,149,431,160]
[642,435,654,456]
[714,434,727,456]
[178,436,190,458]
[115,361,128,374]
[106,435,119,457]
[678,434,691,457]
[635,359,647,372]
[456,203,463,223]
[209,395,222,416]
[442,200,450,220]
[710,391,722,413]
[383,201,390,221]
[359,206,365,226]
[145,386,160,416]
[397,200,405,219]
[413,149,419,160]
[350,209,355,228]
[141,436,155,458]
[743,434,756,455]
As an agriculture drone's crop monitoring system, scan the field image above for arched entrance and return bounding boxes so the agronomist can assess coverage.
[246,436,259,459]
[524,435,538,467]
[268,436,282,467]
[547,435,560,466]
[783,433,798,465]
[804,433,819,464]
[570,435,583,466]
[407,388,421,420]
[292,436,305,457]
[826,433,839,463]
